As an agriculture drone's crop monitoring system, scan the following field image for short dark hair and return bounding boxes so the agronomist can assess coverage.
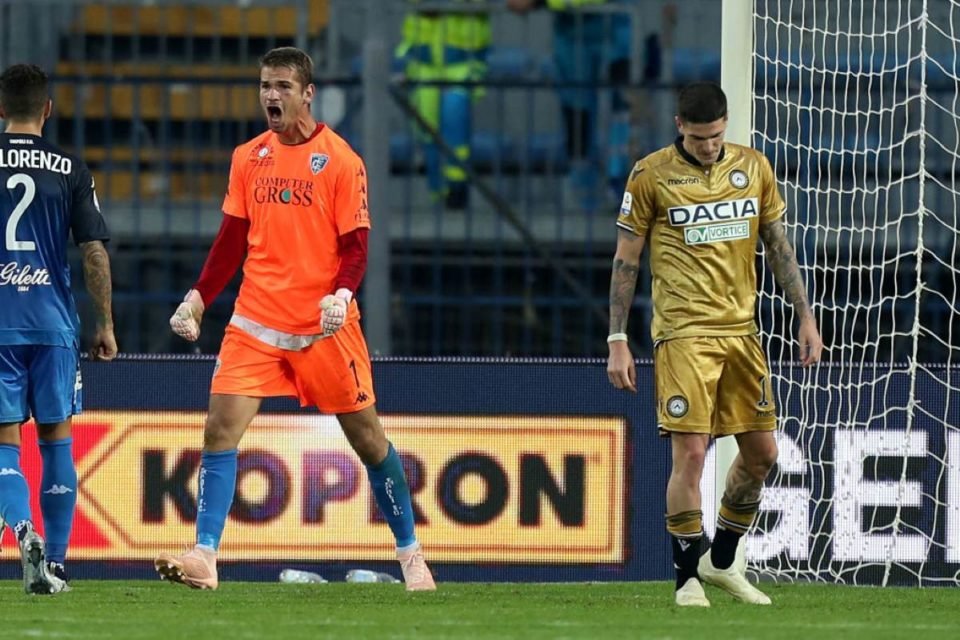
[677,82,727,124]
[0,64,49,121]
[260,47,314,89]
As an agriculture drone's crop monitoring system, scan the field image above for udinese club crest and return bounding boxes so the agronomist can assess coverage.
[729,169,749,189]
[666,395,689,418]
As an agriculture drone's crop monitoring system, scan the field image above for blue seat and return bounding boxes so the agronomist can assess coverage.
[471,131,515,172]
[390,132,416,172]
[525,132,568,173]
[538,56,558,81]
[485,47,534,81]
[672,48,721,84]
[345,132,418,173]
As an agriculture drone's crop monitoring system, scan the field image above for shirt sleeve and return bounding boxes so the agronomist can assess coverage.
[70,163,110,245]
[759,154,786,224]
[193,214,249,307]
[221,146,249,219]
[616,161,656,236]
[334,227,368,293]
[334,152,372,235]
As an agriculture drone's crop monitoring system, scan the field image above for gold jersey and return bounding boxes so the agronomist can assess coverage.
[617,139,785,342]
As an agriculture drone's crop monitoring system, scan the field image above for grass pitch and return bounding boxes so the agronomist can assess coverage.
[0,581,956,639]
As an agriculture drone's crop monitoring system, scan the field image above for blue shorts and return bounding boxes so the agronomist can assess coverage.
[0,345,82,424]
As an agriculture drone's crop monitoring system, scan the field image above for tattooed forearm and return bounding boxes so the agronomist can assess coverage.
[81,241,114,328]
[609,258,640,334]
[759,219,813,323]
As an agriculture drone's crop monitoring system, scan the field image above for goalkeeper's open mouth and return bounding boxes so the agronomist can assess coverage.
[266,104,283,128]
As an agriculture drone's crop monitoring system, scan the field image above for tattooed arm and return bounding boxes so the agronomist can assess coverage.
[759,218,823,365]
[607,229,647,392]
[81,240,118,360]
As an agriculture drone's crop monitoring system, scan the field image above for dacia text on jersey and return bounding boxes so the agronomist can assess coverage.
[0,149,72,175]
[253,176,315,206]
[668,197,758,246]
[666,197,759,227]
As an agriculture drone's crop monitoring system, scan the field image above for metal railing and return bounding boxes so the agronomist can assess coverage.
[1,0,690,357]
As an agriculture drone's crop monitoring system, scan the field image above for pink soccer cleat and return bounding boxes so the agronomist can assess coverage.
[154,546,219,590]
[397,544,436,592]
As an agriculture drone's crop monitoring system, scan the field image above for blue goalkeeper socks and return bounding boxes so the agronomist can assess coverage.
[0,444,32,532]
[195,449,238,551]
[366,443,417,549]
[38,437,77,564]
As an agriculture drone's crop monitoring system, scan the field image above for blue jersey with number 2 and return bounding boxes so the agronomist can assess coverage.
[0,133,109,347]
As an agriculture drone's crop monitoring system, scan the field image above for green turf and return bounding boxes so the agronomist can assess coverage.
[0,581,957,639]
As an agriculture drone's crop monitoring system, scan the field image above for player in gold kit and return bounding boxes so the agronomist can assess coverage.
[606,82,822,607]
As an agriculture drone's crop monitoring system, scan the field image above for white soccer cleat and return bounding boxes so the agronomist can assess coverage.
[20,531,66,595]
[698,551,771,605]
[675,577,710,607]
[169,289,204,342]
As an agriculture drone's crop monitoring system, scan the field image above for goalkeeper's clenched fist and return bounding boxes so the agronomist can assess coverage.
[170,289,205,341]
[319,288,353,335]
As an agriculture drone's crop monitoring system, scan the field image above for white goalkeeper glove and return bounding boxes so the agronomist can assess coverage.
[319,288,353,335]
[170,289,205,342]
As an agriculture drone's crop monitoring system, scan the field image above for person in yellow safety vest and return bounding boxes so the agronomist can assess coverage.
[396,0,491,210]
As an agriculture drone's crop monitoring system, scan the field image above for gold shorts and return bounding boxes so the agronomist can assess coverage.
[654,335,776,437]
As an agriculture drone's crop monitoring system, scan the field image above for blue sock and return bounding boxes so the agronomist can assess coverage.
[195,449,237,551]
[366,443,416,549]
[38,437,77,564]
[0,444,32,532]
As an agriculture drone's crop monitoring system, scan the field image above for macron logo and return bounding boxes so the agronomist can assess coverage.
[43,485,74,495]
[0,468,23,477]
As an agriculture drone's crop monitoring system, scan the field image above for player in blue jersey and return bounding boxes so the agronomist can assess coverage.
[0,63,116,594]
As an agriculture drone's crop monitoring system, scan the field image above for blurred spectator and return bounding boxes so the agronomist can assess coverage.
[508,0,662,210]
[396,0,491,210]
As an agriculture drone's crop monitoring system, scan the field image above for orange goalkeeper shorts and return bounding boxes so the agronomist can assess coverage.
[210,320,376,414]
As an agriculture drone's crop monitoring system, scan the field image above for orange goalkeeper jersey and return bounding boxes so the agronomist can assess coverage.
[222,124,370,334]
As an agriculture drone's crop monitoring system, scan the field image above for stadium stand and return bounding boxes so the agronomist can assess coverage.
[53,3,329,202]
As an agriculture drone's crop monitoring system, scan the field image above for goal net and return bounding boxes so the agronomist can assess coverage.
[742,0,959,585]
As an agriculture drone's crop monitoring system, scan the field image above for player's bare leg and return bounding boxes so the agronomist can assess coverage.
[338,405,389,466]
[338,405,436,591]
[666,433,710,606]
[155,394,261,590]
[698,431,777,605]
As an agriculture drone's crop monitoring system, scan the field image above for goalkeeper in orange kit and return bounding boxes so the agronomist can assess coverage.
[154,47,436,592]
